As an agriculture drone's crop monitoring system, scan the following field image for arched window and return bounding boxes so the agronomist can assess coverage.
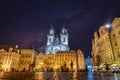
[115,41,118,46]
[63,38,65,42]
[49,38,51,43]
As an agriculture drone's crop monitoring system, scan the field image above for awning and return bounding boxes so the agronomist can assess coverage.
[110,64,117,67]
[99,64,106,68]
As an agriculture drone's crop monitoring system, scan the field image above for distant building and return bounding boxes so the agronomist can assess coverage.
[35,49,85,72]
[19,49,35,71]
[92,18,120,70]
[45,26,70,54]
[0,45,35,72]
[0,45,21,72]
[85,56,93,71]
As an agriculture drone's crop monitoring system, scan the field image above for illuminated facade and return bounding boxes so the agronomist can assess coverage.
[110,18,120,66]
[92,32,100,66]
[92,18,120,69]
[19,49,35,71]
[0,46,21,72]
[0,45,35,72]
[35,49,85,72]
[45,26,70,54]
[97,26,114,65]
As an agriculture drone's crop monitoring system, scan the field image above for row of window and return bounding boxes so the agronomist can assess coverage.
[36,62,73,65]
[37,54,76,58]
[57,54,76,56]
[22,55,31,58]
[37,57,75,61]
[0,61,19,64]
[20,61,31,64]
[0,54,20,57]
[0,54,32,58]
[0,61,31,65]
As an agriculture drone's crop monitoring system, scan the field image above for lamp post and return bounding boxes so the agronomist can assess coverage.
[105,24,111,28]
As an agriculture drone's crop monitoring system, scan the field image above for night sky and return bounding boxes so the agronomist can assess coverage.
[0,0,120,57]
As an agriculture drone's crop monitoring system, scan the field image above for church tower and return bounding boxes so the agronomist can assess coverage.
[46,27,55,45]
[60,25,69,45]
[45,25,70,54]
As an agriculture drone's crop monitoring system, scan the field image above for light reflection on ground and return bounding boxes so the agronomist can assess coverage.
[0,72,120,80]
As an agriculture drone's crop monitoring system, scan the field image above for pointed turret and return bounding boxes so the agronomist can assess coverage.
[61,25,68,34]
[49,26,55,35]
[46,26,55,45]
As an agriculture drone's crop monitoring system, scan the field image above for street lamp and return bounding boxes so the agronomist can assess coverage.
[105,24,111,29]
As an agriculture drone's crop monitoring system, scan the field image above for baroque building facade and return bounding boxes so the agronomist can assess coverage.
[0,45,35,72]
[35,50,85,71]
[110,18,120,65]
[19,49,35,71]
[45,26,70,54]
[0,45,21,72]
[92,18,120,70]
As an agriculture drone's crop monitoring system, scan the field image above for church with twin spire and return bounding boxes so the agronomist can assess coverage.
[45,26,70,54]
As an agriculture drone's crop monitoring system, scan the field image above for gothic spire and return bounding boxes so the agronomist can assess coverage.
[49,25,55,35]
[61,25,68,34]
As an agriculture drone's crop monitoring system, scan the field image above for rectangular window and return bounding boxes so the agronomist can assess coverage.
[63,38,65,42]
[115,41,118,46]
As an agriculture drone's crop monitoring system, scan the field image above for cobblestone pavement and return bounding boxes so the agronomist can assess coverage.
[0,72,120,80]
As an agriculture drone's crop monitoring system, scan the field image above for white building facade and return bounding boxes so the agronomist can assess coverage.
[45,26,70,54]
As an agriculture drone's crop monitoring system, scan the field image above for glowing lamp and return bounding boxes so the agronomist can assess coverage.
[105,24,111,29]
